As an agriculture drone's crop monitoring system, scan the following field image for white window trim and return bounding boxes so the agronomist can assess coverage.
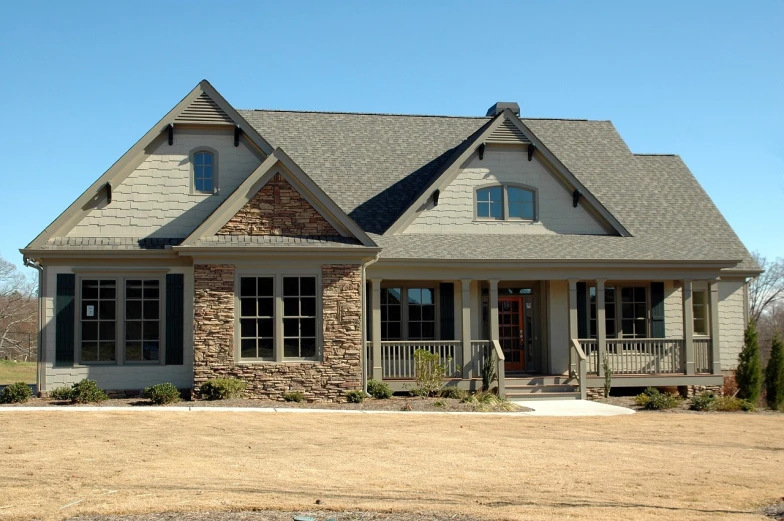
[75,275,166,366]
[234,270,322,363]
[380,284,439,341]
[474,183,538,222]
[189,147,219,195]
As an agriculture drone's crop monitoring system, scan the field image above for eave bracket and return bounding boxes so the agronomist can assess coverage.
[572,189,582,208]
[234,125,242,147]
[167,124,174,146]
[477,143,485,160]
[528,144,536,161]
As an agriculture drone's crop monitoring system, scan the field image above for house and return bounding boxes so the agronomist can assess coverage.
[21,80,759,401]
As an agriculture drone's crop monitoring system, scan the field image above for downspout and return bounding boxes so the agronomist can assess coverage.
[23,255,44,395]
[360,253,380,395]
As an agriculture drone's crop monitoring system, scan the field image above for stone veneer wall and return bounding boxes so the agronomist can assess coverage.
[192,263,363,402]
[218,173,339,236]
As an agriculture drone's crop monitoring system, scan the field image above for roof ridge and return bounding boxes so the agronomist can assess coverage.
[634,153,678,157]
[238,108,490,120]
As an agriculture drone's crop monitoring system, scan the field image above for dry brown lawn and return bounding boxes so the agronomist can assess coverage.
[0,410,782,521]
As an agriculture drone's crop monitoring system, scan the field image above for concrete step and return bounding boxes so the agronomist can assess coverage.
[506,376,576,386]
[505,384,578,393]
[506,391,582,400]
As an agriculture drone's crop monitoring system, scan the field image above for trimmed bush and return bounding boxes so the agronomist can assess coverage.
[49,386,74,401]
[345,390,365,403]
[200,378,245,400]
[0,382,33,404]
[283,391,304,402]
[689,391,718,411]
[765,334,784,411]
[439,387,468,400]
[143,383,181,405]
[736,321,762,405]
[714,395,755,412]
[634,387,681,410]
[411,349,450,397]
[70,379,108,404]
[367,379,392,399]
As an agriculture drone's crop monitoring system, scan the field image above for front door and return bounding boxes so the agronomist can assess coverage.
[498,296,525,371]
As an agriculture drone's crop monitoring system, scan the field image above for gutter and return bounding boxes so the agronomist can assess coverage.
[22,255,44,395]
[360,252,380,396]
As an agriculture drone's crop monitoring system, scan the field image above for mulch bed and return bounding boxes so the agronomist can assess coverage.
[68,511,486,521]
[593,395,782,414]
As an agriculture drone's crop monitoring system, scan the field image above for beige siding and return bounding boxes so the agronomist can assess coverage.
[664,281,683,338]
[405,146,609,235]
[42,265,194,391]
[68,129,261,238]
[548,280,570,374]
[718,279,747,370]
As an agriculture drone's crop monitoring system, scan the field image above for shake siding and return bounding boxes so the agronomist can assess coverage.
[68,129,261,238]
[718,279,747,370]
[664,281,684,339]
[405,146,609,235]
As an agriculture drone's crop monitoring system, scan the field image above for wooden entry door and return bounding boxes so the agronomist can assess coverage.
[498,296,525,371]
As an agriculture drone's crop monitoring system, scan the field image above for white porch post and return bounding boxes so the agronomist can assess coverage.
[596,279,607,377]
[709,279,722,374]
[370,278,383,381]
[461,279,472,379]
[682,279,695,375]
[488,280,499,342]
[568,279,579,376]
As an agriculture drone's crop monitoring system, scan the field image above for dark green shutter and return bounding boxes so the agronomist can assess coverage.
[439,283,455,340]
[55,273,76,366]
[650,282,665,338]
[365,283,372,340]
[577,282,588,338]
[165,274,185,365]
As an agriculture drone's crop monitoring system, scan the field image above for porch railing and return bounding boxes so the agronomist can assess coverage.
[694,338,712,374]
[580,339,599,374]
[469,340,491,376]
[569,338,587,399]
[377,340,461,380]
[582,338,685,375]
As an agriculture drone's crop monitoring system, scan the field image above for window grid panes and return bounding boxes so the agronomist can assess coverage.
[407,288,436,340]
[194,151,214,192]
[620,286,647,338]
[589,286,617,339]
[476,186,504,220]
[283,277,317,359]
[239,277,275,359]
[124,280,160,362]
[693,289,709,336]
[381,288,402,340]
[507,187,535,220]
[80,279,117,362]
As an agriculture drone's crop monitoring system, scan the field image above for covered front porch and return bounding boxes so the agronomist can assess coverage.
[365,276,726,398]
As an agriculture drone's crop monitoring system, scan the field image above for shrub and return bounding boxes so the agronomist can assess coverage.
[603,355,613,398]
[367,379,392,399]
[143,383,181,405]
[345,390,365,403]
[70,379,108,404]
[461,391,516,412]
[200,378,245,400]
[714,395,755,412]
[433,399,446,407]
[689,391,718,411]
[634,387,681,410]
[633,387,660,407]
[439,387,467,400]
[481,347,497,392]
[283,391,304,402]
[765,333,784,411]
[411,349,450,397]
[736,321,762,405]
[49,386,74,401]
[0,382,33,404]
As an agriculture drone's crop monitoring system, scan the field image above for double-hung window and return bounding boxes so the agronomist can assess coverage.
[238,274,319,362]
[692,285,709,336]
[380,287,436,341]
[192,149,217,194]
[589,285,646,339]
[79,277,162,364]
[476,185,536,221]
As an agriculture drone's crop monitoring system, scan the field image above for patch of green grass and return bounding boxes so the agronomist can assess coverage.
[0,361,36,385]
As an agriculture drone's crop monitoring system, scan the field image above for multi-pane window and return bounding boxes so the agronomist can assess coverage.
[80,280,117,362]
[476,186,503,220]
[507,186,535,220]
[407,288,435,340]
[620,286,647,338]
[380,288,402,340]
[124,280,160,362]
[476,185,536,221]
[193,151,214,192]
[693,287,709,336]
[239,277,275,359]
[283,277,317,358]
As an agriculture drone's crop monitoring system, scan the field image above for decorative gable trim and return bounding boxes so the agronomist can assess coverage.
[486,118,531,145]
[174,91,233,125]
[25,80,275,250]
[181,148,376,248]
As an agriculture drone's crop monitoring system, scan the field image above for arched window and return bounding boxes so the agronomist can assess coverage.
[507,186,535,220]
[476,186,504,220]
[475,184,536,221]
[193,150,215,193]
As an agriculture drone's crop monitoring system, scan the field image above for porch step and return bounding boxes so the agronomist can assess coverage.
[505,376,580,400]
[507,391,582,401]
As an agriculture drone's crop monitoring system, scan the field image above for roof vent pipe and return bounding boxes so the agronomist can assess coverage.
[486,102,520,117]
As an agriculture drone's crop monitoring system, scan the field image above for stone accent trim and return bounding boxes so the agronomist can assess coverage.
[192,263,362,402]
[218,173,339,237]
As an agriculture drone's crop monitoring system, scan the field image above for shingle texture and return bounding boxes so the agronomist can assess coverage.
[41,237,183,250]
[190,235,365,248]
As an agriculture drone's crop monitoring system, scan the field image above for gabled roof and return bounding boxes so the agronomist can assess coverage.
[180,148,376,248]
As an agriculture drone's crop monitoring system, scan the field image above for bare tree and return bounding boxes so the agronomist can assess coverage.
[0,257,38,360]
[749,251,784,323]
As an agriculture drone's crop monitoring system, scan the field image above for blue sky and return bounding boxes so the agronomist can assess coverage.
[1,1,782,271]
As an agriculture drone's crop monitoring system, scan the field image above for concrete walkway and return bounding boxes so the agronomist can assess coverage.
[510,399,635,416]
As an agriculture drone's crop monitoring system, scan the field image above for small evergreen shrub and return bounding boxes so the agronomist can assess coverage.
[367,379,392,399]
[345,390,365,403]
[0,382,33,404]
[70,379,108,404]
[736,321,762,405]
[689,391,718,411]
[49,386,74,401]
[411,349,450,397]
[200,378,245,400]
[481,347,497,392]
[439,387,467,400]
[603,356,613,398]
[764,334,784,411]
[283,391,304,402]
[634,387,681,410]
[143,383,181,405]
[433,399,446,407]
[714,396,755,412]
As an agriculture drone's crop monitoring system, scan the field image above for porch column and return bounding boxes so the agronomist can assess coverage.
[682,279,695,375]
[488,280,499,342]
[709,279,722,374]
[568,279,579,341]
[461,279,472,379]
[596,279,607,377]
[370,278,383,381]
